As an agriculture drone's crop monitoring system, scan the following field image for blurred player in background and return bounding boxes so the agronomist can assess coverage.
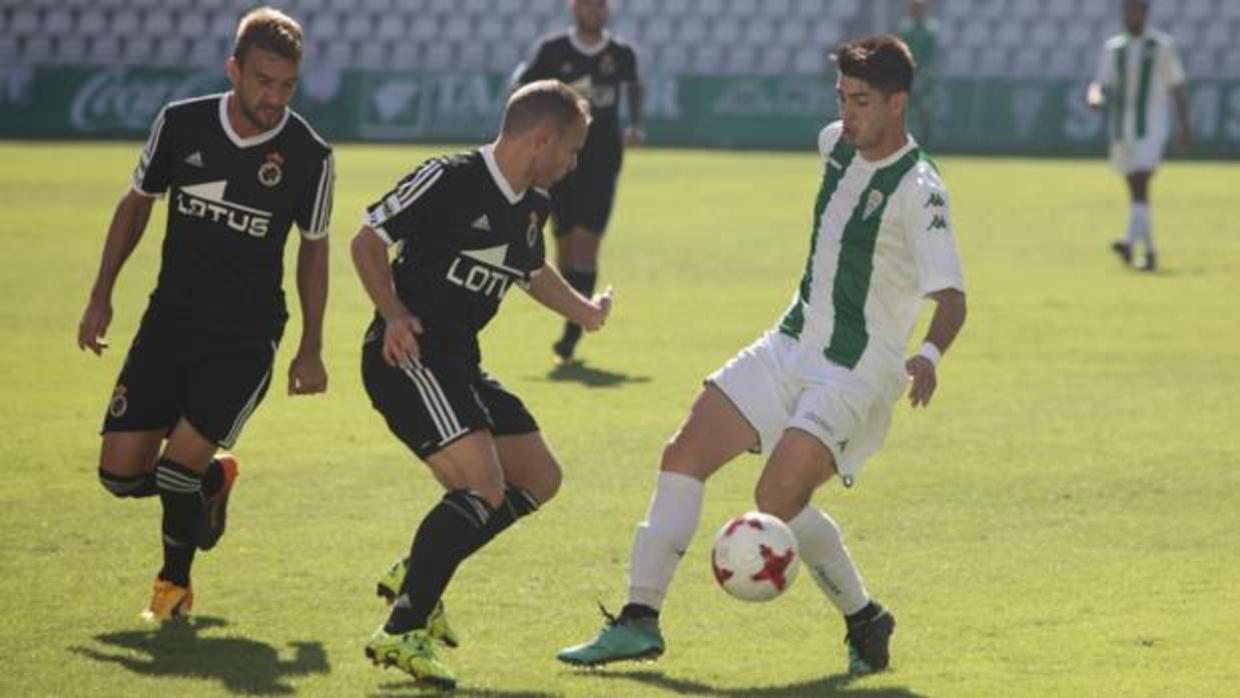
[514,0,643,363]
[1088,0,1190,272]
[77,7,333,621]
[898,0,939,145]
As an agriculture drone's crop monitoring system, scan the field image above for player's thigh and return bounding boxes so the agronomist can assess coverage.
[424,431,506,506]
[181,334,279,453]
[99,429,165,476]
[560,228,603,268]
[662,384,760,481]
[696,332,799,470]
[755,429,837,521]
[475,372,560,503]
[100,313,181,452]
[362,346,502,500]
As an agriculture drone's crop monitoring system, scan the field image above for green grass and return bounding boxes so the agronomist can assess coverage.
[1,140,1238,697]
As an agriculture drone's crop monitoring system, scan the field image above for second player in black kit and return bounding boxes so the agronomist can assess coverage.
[359,146,550,456]
[351,80,612,688]
[515,0,642,362]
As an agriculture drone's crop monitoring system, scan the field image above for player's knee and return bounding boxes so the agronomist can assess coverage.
[535,460,563,504]
[444,489,498,527]
[659,436,705,479]
[97,467,155,498]
[753,479,805,523]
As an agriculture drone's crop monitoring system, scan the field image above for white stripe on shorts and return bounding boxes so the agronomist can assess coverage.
[400,361,466,445]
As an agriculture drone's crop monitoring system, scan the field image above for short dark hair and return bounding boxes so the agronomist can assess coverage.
[233,7,303,65]
[501,80,592,136]
[833,34,916,94]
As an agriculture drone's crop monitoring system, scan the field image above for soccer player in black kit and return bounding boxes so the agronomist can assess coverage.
[352,80,612,688]
[77,7,333,621]
[515,0,643,363]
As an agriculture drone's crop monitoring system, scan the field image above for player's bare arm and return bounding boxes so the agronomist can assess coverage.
[78,189,156,355]
[624,80,645,146]
[350,225,423,367]
[526,264,612,331]
[906,287,967,408]
[1172,84,1192,147]
[289,236,329,394]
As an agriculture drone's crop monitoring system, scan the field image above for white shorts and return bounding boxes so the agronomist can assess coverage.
[1109,137,1166,174]
[707,331,897,485]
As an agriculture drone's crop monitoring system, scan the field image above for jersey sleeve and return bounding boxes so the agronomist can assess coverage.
[131,106,175,197]
[902,162,965,296]
[518,211,549,290]
[1161,39,1186,87]
[514,39,553,86]
[295,152,334,240]
[620,43,640,83]
[1094,43,1115,88]
[362,158,453,246]
[817,121,844,158]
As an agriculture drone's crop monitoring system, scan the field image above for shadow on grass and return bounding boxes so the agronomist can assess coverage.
[537,359,652,388]
[371,682,562,698]
[579,668,931,698]
[70,616,329,695]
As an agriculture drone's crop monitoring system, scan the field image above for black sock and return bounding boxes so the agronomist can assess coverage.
[201,458,224,499]
[155,458,204,587]
[558,267,598,347]
[478,485,539,546]
[98,469,159,498]
[386,490,496,634]
[846,601,882,628]
[621,603,659,621]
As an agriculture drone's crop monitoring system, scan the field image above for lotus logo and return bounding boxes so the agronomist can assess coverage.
[70,69,225,132]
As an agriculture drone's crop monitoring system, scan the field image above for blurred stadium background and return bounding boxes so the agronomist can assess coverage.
[2,0,1238,155]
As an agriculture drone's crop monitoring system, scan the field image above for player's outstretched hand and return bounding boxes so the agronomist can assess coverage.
[383,311,424,368]
[583,285,614,332]
[288,351,328,395]
[77,295,112,355]
[905,355,937,408]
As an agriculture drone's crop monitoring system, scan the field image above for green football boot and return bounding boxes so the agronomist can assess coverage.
[365,627,456,689]
[556,605,665,666]
[376,557,460,648]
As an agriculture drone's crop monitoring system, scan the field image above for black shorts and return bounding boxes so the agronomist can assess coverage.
[101,309,279,449]
[550,157,620,237]
[361,341,538,459]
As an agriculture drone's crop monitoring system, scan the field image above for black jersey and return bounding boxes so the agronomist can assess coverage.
[133,92,334,338]
[363,147,551,366]
[516,31,639,170]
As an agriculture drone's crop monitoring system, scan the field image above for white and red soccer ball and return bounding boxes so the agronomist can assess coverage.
[710,512,800,602]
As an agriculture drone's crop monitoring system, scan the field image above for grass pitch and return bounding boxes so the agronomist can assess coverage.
[1,140,1237,697]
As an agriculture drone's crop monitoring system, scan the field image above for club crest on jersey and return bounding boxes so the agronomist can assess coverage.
[526,212,540,247]
[599,52,616,75]
[863,189,885,220]
[108,385,128,418]
[560,61,575,75]
[258,152,284,187]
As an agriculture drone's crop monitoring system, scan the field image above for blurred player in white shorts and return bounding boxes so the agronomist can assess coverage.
[1088,0,1190,272]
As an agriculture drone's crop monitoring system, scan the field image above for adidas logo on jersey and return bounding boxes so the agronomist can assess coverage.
[470,215,491,231]
[184,151,204,167]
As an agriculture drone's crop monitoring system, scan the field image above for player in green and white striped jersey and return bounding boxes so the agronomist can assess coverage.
[557,35,967,677]
[1087,0,1190,272]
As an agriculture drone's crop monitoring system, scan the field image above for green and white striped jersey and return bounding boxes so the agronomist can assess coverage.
[778,122,964,387]
[1094,30,1185,144]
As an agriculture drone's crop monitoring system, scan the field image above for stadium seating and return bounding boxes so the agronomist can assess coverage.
[0,0,1233,79]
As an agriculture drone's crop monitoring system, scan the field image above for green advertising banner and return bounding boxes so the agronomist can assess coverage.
[2,65,1239,157]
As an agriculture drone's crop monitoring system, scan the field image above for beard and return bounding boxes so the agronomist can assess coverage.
[239,97,283,131]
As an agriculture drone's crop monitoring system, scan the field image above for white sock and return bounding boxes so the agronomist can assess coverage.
[1130,202,1153,253]
[626,471,705,611]
[788,506,870,616]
